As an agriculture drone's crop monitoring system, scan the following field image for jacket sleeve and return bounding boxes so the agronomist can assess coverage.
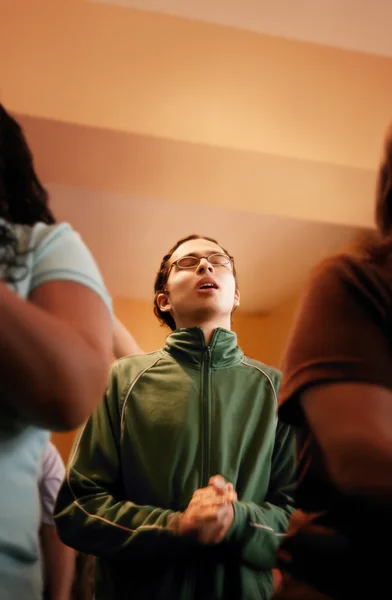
[54,364,187,559]
[226,419,296,570]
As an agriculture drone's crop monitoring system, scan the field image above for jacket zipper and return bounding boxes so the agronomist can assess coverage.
[188,343,211,600]
[201,346,211,488]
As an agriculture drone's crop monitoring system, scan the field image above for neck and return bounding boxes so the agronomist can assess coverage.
[174,316,231,345]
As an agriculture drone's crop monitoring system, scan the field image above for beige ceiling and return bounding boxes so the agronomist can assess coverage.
[95,0,392,57]
[2,0,389,313]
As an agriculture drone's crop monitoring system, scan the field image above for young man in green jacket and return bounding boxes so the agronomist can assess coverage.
[55,234,296,600]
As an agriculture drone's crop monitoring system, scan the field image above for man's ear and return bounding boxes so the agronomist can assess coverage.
[156,292,172,314]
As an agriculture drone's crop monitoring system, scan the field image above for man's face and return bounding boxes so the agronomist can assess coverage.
[157,238,240,328]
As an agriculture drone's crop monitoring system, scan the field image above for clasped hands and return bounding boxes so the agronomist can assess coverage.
[175,475,237,544]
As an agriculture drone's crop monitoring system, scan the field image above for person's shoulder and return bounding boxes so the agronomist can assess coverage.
[309,253,362,283]
[112,350,164,380]
[27,221,112,310]
[241,356,281,378]
[15,221,86,266]
[33,222,86,258]
[14,221,72,251]
[311,252,392,311]
[3,220,67,256]
[240,356,281,394]
[310,252,389,287]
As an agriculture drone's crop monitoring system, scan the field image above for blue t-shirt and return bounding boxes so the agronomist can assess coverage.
[0,221,112,600]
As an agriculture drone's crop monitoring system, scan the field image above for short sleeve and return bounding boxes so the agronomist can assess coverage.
[30,222,112,315]
[38,442,66,526]
[278,255,392,426]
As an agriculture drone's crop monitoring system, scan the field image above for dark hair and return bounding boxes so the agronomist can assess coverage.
[0,104,55,282]
[375,124,392,237]
[356,124,392,263]
[153,234,238,330]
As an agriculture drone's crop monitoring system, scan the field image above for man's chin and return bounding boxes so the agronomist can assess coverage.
[184,305,226,322]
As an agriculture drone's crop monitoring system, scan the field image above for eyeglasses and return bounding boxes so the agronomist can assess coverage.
[170,253,233,270]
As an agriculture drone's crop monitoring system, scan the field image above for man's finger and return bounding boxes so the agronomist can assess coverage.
[209,474,227,491]
[225,489,237,503]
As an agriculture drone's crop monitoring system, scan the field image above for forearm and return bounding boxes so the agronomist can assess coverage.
[112,316,143,358]
[41,525,75,600]
[55,484,187,559]
[0,283,108,430]
[303,384,392,499]
[227,500,293,569]
[325,437,392,499]
[227,421,296,569]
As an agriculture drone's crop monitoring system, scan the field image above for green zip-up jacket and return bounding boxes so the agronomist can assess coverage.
[55,328,295,600]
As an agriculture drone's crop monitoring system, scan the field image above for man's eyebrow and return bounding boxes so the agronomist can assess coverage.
[178,250,223,258]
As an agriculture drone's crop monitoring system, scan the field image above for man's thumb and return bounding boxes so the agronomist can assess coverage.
[209,474,226,491]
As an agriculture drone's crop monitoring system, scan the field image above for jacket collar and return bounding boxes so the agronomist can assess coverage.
[164,327,243,369]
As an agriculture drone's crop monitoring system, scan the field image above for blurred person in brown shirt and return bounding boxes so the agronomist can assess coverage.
[274,124,392,599]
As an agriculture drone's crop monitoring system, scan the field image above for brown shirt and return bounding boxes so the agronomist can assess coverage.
[277,253,392,598]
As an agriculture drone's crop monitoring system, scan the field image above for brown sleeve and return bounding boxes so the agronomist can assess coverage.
[278,255,392,426]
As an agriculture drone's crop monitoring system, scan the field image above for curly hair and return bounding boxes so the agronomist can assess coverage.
[0,104,55,282]
[153,234,238,330]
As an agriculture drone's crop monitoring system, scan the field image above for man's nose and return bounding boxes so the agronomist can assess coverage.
[196,258,214,274]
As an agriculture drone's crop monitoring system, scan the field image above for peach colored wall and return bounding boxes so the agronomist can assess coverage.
[253,294,300,368]
[113,296,300,368]
[113,297,167,353]
[113,297,291,365]
[51,431,76,465]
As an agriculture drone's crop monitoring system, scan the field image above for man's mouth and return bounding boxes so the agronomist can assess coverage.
[199,283,217,290]
[197,276,218,290]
